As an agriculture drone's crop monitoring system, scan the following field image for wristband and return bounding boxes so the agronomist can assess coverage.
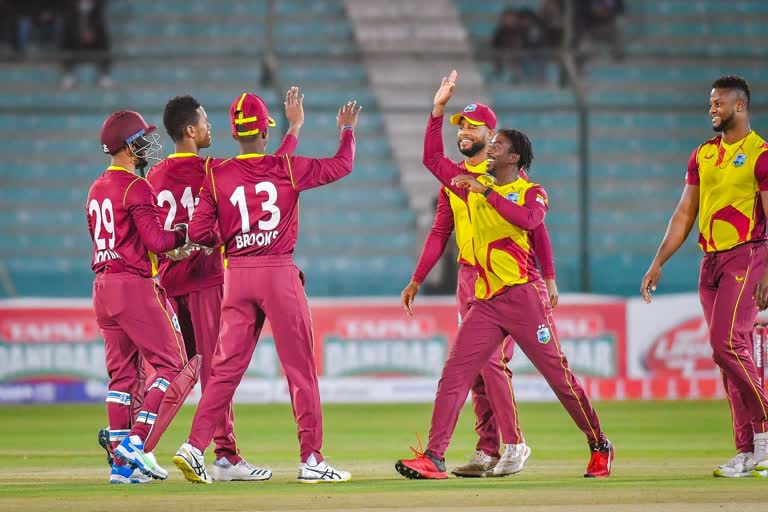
[482,187,493,198]
[341,125,354,131]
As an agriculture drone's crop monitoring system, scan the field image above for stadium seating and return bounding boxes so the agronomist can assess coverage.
[455,0,768,294]
[0,0,413,297]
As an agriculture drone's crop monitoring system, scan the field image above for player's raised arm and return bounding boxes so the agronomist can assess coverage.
[423,70,469,196]
[282,100,361,192]
[275,86,304,156]
[402,189,455,316]
[127,179,187,253]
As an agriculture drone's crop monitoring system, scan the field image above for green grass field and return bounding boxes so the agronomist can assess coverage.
[2,400,767,511]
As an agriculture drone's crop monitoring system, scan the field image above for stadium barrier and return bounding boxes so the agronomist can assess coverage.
[0,293,762,404]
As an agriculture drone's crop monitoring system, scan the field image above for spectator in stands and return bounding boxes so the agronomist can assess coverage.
[59,0,112,89]
[2,0,59,58]
[491,9,525,82]
[575,0,624,59]
[539,0,564,48]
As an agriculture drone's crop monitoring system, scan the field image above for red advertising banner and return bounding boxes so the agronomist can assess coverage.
[0,296,627,403]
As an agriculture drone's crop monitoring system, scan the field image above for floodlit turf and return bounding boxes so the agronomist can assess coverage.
[2,400,768,511]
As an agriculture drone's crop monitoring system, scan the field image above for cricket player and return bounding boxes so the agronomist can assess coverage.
[641,75,768,478]
[172,92,361,484]
[395,71,614,480]
[143,89,303,481]
[87,110,194,483]
[401,103,558,477]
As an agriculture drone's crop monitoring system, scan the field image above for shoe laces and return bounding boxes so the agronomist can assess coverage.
[501,444,524,460]
[722,452,751,468]
[409,432,426,459]
[237,459,259,471]
[472,450,493,465]
[755,437,768,457]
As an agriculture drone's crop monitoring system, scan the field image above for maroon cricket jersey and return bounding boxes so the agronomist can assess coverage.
[147,154,224,296]
[86,166,185,277]
[189,128,355,258]
[146,135,299,295]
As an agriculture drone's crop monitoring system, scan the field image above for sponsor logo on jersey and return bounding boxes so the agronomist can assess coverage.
[506,192,519,202]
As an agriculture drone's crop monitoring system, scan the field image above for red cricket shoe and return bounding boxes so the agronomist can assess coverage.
[395,435,448,480]
[584,439,615,478]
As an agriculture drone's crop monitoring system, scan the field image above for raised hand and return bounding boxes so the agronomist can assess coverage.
[285,86,304,126]
[337,100,363,130]
[432,70,457,116]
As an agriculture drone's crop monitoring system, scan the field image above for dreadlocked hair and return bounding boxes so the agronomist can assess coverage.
[496,128,533,171]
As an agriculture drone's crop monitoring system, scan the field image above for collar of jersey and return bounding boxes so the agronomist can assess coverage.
[236,153,265,159]
[481,175,524,188]
[107,165,131,173]
[465,159,487,174]
[168,152,198,158]
[720,130,754,150]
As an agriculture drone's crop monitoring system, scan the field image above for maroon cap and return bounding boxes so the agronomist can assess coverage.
[230,92,276,138]
[101,110,156,154]
[449,103,497,130]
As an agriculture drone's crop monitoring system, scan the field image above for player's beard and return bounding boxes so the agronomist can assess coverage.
[712,111,735,133]
[457,139,485,158]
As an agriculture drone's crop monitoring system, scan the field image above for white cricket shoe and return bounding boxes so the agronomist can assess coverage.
[752,432,768,474]
[297,453,351,483]
[713,452,755,478]
[493,443,531,476]
[211,457,272,481]
[114,435,168,480]
[109,462,151,484]
[173,442,212,484]
[451,450,499,477]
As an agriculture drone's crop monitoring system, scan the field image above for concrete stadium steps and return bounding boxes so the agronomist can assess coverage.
[0,0,414,297]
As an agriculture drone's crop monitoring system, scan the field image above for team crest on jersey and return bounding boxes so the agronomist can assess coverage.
[172,315,181,333]
[536,324,551,344]
[733,153,747,167]
[506,192,519,202]
[464,104,477,113]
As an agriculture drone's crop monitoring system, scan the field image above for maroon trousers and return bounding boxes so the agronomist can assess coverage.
[170,284,239,463]
[94,273,185,444]
[699,241,768,453]
[457,265,522,457]
[428,279,604,459]
[188,255,323,462]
